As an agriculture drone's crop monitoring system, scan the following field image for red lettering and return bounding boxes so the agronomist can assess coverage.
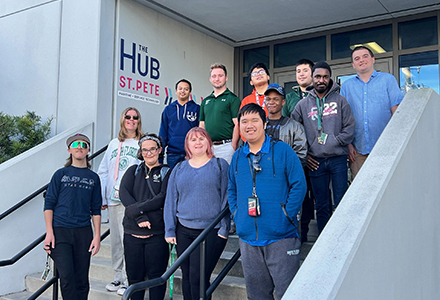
[127,77,133,89]
[143,82,149,94]
[155,85,159,96]
[136,80,142,91]
[119,76,126,88]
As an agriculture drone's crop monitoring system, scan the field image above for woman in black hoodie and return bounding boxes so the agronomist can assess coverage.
[119,133,170,300]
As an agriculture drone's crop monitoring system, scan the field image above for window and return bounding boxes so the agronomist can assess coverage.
[274,36,326,68]
[243,47,270,75]
[398,17,438,50]
[331,25,392,59]
[399,51,439,94]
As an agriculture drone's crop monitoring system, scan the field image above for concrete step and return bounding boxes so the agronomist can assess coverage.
[171,269,247,300]
[0,290,51,300]
[25,272,121,300]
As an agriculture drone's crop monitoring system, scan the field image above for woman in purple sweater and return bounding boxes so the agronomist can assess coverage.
[164,127,230,300]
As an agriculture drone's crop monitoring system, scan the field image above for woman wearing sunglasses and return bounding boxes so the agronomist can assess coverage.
[44,134,102,300]
[164,127,230,300]
[97,107,143,295]
[119,133,171,300]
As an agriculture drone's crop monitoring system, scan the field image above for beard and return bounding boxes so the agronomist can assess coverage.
[315,83,329,95]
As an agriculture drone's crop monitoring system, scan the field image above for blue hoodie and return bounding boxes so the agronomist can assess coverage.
[159,100,200,155]
[228,135,306,244]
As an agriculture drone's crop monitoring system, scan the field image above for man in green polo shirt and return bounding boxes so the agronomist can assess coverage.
[200,63,241,164]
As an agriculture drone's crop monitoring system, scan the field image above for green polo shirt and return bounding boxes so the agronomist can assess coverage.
[200,88,241,141]
[282,86,309,117]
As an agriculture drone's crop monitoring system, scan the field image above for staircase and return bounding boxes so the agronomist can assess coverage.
[0,221,318,300]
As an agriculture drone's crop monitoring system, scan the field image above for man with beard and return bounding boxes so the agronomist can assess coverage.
[200,63,241,164]
[292,61,355,233]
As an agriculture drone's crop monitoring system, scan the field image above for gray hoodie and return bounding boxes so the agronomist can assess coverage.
[292,80,355,159]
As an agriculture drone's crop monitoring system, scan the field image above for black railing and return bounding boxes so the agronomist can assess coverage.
[0,144,108,299]
[122,206,241,300]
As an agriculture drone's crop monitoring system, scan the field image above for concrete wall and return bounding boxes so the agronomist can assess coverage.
[0,124,94,296]
[285,88,440,300]
[0,0,234,295]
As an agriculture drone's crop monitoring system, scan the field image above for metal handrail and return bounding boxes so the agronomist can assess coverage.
[0,144,108,299]
[122,206,238,300]
[0,234,45,267]
[0,145,107,221]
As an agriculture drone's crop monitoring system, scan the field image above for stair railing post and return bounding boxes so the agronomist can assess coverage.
[52,264,58,300]
[199,238,207,300]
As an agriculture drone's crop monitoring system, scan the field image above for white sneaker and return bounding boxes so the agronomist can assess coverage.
[106,280,121,292]
[117,285,127,296]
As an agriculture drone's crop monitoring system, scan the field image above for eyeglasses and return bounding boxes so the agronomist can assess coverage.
[125,115,139,120]
[251,70,266,77]
[70,141,89,149]
[252,153,262,173]
[141,147,159,154]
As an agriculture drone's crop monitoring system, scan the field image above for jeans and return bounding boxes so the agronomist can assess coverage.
[166,153,186,169]
[308,155,348,233]
[176,222,227,300]
[108,204,127,285]
[123,233,169,300]
[50,226,92,300]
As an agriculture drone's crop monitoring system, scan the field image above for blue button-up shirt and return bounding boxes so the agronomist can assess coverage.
[340,70,403,155]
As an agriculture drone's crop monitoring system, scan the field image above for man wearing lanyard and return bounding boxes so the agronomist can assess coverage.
[240,62,270,115]
[340,46,403,179]
[283,59,314,117]
[292,61,355,233]
[228,103,306,300]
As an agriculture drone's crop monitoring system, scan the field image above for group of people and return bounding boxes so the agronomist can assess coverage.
[43,45,403,300]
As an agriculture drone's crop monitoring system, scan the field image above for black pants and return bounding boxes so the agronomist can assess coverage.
[176,222,227,300]
[49,226,92,300]
[124,233,169,300]
[301,168,315,243]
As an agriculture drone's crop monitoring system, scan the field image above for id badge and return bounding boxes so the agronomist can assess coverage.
[110,186,120,202]
[248,196,261,217]
[318,133,328,145]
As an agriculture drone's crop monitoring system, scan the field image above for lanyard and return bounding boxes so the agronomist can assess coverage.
[247,155,259,197]
[315,96,326,132]
[255,91,265,109]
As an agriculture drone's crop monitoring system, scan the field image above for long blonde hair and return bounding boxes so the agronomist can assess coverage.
[118,107,144,141]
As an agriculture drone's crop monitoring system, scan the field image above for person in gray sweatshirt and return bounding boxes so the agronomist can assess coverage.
[292,61,355,234]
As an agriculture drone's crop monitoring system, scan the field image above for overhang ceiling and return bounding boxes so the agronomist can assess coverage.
[134,0,440,47]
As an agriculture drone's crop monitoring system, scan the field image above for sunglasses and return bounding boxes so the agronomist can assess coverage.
[125,115,139,120]
[70,141,89,149]
[252,153,262,173]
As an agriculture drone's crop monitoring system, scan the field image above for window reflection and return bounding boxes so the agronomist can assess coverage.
[399,51,439,95]
[398,17,438,50]
[274,36,325,68]
[331,25,392,60]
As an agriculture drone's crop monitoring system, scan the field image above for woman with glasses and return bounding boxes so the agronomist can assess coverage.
[44,134,102,300]
[97,107,143,295]
[164,127,230,300]
[119,133,171,300]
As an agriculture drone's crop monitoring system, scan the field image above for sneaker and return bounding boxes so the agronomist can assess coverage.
[106,280,121,292]
[117,285,127,296]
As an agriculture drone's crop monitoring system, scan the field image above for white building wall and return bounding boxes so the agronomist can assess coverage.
[0,0,233,295]
[0,0,61,131]
[285,88,440,300]
[114,0,235,135]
